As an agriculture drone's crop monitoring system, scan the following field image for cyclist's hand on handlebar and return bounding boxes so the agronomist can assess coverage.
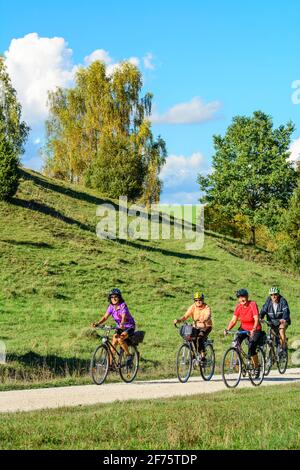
[91,322,99,328]
[174,319,179,326]
[224,329,229,337]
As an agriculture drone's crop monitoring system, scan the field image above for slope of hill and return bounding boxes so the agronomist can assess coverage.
[0,168,299,388]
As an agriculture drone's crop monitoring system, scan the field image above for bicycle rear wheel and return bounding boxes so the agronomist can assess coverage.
[119,345,139,383]
[248,347,265,387]
[222,347,242,388]
[176,343,193,383]
[200,343,215,381]
[264,344,273,376]
[277,349,288,375]
[90,345,109,385]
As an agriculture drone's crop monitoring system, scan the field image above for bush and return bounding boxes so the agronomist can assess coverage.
[0,136,19,200]
[86,135,145,200]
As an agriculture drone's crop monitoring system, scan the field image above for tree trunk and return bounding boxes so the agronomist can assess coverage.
[250,226,256,246]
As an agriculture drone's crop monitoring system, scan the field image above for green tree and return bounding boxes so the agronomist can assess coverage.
[198,111,297,245]
[0,57,29,200]
[44,60,166,202]
[0,135,19,200]
[278,176,300,267]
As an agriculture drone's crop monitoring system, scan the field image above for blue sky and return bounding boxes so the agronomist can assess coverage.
[1,0,300,203]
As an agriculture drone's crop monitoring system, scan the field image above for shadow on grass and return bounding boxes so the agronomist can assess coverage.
[19,168,119,210]
[20,169,197,230]
[11,198,93,233]
[1,240,53,249]
[111,238,217,262]
[205,230,269,254]
[8,352,90,377]
[11,198,216,261]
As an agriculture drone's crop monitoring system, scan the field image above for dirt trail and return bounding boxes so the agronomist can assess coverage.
[0,368,299,414]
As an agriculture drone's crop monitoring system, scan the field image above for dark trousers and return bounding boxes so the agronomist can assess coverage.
[237,330,262,359]
[192,327,212,353]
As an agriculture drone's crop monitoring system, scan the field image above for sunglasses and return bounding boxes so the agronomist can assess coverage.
[110,296,119,300]
[194,299,203,302]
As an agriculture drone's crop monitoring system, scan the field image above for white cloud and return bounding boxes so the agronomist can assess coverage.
[150,97,221,125]
[143,53,155,70]
[289,138,300,162]
[84,49,139,75]
[84,49,113,66]
[4,34,145,130]
[4,33,76,126]
[160,153,208,189]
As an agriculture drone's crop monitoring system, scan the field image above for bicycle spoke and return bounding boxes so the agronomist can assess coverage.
[222,348,242,388]
[176,343,192,383]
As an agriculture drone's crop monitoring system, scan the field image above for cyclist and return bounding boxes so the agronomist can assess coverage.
[174,292,213,362]
[260,287,291,352]
[92,288,136,367]
[224,289,262,375]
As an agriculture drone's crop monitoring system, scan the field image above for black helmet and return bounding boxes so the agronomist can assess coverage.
[236,289,249,298]
[108,288,123,302]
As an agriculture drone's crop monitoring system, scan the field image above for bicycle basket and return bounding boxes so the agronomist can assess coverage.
[128,331,145,346]
[180,324,194,341]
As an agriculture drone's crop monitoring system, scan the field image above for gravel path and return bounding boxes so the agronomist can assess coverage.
[1,368,300,414]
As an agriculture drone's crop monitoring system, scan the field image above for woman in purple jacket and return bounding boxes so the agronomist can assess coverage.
[92,289,136,366]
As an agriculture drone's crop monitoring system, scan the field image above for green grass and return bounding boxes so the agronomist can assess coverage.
[0,383,299,449]
[0,168,300,388]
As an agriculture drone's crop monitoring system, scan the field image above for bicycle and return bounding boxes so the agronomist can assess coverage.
[90,326,140,385]
[222,330,265,388]
[175,323,215,383]
[261,320,288,376]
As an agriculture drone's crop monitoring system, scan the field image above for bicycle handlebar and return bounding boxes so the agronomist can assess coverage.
[225,329,250,336]
[95,325,118,331]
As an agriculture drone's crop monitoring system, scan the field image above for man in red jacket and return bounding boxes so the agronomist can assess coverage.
[225,289,262,372]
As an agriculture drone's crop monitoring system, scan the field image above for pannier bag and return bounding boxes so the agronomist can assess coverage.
[129,331,145,346]
[180,324,194,341]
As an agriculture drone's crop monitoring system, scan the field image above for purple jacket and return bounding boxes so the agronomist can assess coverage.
[106,302,136,330]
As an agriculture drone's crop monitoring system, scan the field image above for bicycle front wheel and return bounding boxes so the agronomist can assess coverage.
[119,345,139,383]
[200,343,215,381]
[176,343,193,383]
[264,343,273,376]
[277,349,288,375]
[248,347,265,387]
[90,344,109,385]
[222,347,242,389]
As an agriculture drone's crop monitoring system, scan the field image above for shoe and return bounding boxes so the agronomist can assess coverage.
[253,368,261,379]
[126,355,134,368]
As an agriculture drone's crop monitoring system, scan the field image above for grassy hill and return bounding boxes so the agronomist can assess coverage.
[0,168,299,388]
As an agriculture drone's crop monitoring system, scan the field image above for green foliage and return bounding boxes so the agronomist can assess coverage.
[43,61,166,203]
[0,58,29,155]
[276,177,300,268]
[0,58,29,200]
[86,134,145,200]
[0,135,19,200]
[199,111,297,244]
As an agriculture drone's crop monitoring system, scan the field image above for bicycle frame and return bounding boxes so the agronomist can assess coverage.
[227,331,256,374]
[97,327,123,369]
